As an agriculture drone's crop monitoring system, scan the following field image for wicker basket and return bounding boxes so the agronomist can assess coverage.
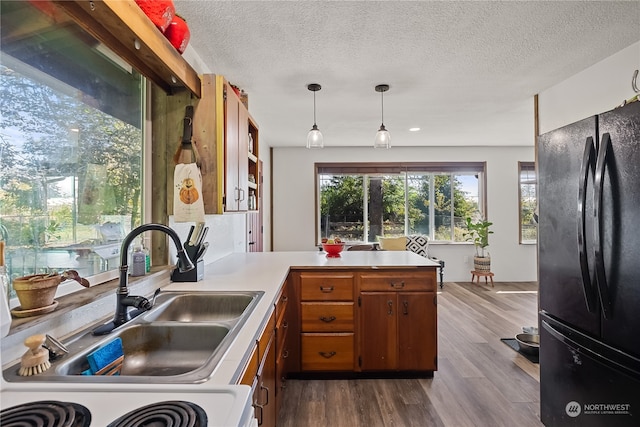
[473,256,491,272]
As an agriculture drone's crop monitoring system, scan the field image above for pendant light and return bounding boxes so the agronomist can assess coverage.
[374,84,391,149]
[306,83,323,149]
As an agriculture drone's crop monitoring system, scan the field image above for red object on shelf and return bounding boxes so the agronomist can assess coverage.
[134,0,175,32]
[164,14,190,54]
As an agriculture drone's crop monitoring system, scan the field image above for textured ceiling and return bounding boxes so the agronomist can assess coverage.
[177,1,640,148]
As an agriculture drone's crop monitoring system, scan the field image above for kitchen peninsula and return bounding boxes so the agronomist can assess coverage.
[1,250,439,426]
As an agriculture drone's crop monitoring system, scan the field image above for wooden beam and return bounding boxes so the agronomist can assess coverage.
[52,0,201,98]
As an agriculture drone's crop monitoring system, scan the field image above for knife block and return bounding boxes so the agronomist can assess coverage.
[171,259,204,282]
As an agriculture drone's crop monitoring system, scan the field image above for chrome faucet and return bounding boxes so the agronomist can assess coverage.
[93,224,194,335]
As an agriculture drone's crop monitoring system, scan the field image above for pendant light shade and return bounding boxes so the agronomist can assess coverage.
[374,84,391,149]
[306,83,323,149]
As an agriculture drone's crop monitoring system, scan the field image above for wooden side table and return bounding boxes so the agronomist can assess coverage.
[471,270,494,287]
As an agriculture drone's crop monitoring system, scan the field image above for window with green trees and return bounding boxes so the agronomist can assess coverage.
[316,163,486,244]
[0,1,145,291]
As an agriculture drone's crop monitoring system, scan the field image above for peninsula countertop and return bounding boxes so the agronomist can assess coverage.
[1,250,439,393]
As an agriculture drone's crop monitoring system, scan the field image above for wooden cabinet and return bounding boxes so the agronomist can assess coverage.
[247,211,263,252]
[275,279,294,415]
[255,332,276,427]
[224,80,256,212]
[298,272,355,371]
[358,270,437,372]
[237,311,276,427]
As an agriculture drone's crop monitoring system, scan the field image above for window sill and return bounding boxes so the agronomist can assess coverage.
[2,267,172,366]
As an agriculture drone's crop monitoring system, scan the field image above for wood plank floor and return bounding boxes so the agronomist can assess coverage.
[277,281,543,427]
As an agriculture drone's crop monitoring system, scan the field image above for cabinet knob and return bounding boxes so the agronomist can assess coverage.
[403,300,409,315]
[387,300,393,315]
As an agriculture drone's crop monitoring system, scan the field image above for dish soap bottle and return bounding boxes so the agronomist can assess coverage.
[130,244,146,277]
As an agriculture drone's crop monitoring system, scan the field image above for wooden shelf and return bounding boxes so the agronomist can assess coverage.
[52,0,201,97]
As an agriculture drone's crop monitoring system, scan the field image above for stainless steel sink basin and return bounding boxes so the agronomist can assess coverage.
[3,290,264,383]
[144,292,257,322]
[56,324,230,377]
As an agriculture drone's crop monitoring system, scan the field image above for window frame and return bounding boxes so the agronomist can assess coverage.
[315,162,487,245]
[518,161,537,244]
[1,1,149,297]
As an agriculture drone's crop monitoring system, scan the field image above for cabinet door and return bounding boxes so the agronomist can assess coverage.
[359,292,397,371]
[247,211,262,252]
[237,104,249,211]
[256,332,276,427]
[397,292,437,370]
[224,82,241,211]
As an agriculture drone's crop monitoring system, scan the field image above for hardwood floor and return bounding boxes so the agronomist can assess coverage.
[277,281,543,427]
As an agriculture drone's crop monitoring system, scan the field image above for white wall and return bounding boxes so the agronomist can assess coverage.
[272,146,536,282]
[538,41,640,134]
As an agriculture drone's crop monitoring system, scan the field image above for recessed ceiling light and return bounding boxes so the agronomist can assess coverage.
[409,127,421,132]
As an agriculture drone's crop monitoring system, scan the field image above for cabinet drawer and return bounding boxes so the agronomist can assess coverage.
[238,344,258,386]
[301,333,354,371]
[300,272,354,301]
[276,313,290,352]
[275,284,289,323]
[359,271,436,292]
[301,302,354,332]
[258,310,276,361]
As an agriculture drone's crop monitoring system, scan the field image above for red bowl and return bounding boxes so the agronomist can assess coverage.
[322,242,345,257]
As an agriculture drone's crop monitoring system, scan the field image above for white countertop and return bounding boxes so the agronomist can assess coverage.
[1,250,438,393]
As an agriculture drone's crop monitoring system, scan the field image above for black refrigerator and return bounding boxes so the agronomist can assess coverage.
[538,100,640,427]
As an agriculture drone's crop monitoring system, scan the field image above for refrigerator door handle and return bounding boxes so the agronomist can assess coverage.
[542,316,640,381]
[577,136,598,312]
[594,132,613,319]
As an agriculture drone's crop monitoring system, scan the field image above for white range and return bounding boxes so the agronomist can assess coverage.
[0,385,256,427]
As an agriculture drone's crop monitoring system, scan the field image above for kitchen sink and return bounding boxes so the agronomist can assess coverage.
[2,290,264,383]
[57,324,230,377]
[144,292,258,322]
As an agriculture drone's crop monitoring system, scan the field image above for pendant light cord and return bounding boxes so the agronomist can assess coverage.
[380,89,384,126]
[313,90,317,126]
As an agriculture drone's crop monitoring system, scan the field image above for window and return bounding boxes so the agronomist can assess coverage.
[0,1,145,294]
[519,162,537,244]
[316,163,486,244]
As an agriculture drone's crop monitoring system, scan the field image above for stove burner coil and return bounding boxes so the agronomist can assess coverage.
[0,400,91,427]
[107,401,208,427]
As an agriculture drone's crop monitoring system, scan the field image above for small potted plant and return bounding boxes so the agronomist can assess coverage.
[12,270,89,316]
[464,216,493,272]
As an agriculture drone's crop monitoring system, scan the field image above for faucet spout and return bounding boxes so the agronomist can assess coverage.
[93,223,194,336]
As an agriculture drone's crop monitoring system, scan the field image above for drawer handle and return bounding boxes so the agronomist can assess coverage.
[260,384,270,405]
[320,316,337,323]
[254,403,264,426]
[320,286,334,293]
[390,281,405,289]
[319,351,337,359]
